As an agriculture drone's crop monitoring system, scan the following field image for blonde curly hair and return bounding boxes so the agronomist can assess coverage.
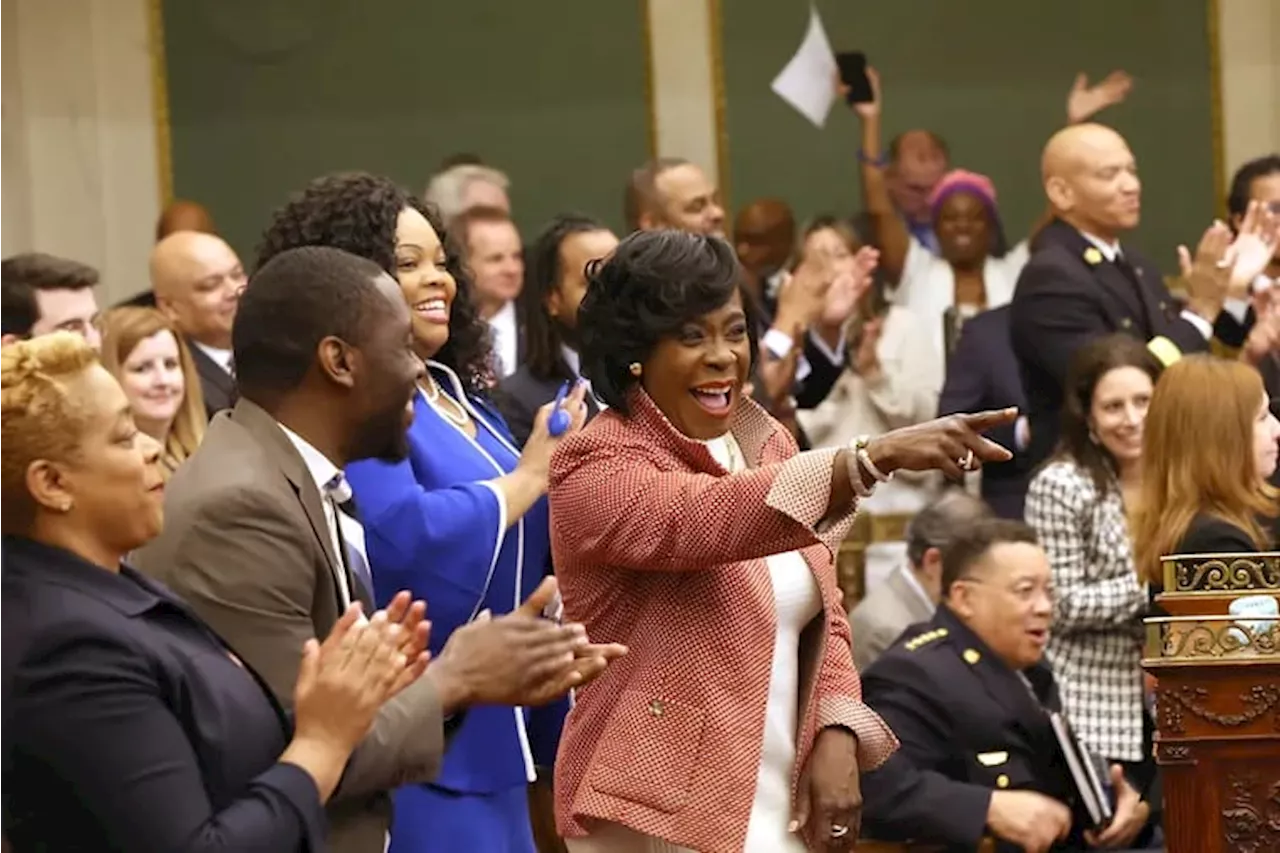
[1,332,99,532]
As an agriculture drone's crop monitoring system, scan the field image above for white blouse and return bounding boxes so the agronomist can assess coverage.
[891,236,1030,358]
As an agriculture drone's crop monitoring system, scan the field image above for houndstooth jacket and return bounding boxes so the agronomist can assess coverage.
[1025,459,1147,761]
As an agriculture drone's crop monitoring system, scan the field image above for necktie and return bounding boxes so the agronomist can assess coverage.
[323,473,374,602]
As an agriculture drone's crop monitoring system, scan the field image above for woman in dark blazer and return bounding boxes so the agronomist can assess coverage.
[1133,355,1280,589]
[1,332,427,852]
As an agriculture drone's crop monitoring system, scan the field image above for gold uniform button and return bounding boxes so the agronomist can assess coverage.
[996,774,1010,789]
[1120,317,1133,329]
[963,649,981,665]
[648,699,665,717]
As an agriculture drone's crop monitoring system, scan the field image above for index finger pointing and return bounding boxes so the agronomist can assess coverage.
[959,407,1019,432]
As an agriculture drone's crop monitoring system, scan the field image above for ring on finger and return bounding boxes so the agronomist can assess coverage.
[956,449,975,471]
[830,824,850,839]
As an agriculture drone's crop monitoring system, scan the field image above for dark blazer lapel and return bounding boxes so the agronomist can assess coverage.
[187,338,234,399]
[1043,220,1149,330]
[936,606,1045,749]
[228,400,344,582]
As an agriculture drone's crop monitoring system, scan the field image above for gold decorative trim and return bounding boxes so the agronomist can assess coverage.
[639,0,657,161]
[147,0,174,207]
[1206,0,1226,217]
[1161,552,1280,594]
[1146,617,1280,662]
[707,0,730,214]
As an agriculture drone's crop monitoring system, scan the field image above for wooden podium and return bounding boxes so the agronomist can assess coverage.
[1144,552,1280,853]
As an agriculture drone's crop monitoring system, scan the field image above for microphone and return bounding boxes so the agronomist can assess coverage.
[548,381,572,437]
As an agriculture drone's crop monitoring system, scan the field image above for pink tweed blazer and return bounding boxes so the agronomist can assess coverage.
[547,390,898,853]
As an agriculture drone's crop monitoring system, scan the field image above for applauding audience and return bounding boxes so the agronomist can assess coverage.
[2,332,428,851]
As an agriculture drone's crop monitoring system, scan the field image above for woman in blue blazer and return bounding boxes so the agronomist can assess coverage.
[257,172,593,853]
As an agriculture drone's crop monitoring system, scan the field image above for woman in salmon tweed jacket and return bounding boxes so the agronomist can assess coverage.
[547,230,1016,853]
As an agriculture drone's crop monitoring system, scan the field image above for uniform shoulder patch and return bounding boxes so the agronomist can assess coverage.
[903,627,949,651]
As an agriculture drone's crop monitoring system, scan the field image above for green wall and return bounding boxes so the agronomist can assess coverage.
[162,0,650,261]
[721,0,1217,272]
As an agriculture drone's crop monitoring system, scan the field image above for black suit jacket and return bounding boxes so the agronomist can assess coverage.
[2,536,325,852]
[186,337,237,421]
[859,605,1154,852]
[938,306,1029,519]
[494,359,600,448]
[1011,220,1211,467]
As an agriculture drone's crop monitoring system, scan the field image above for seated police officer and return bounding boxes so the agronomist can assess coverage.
[859,518,1156,853]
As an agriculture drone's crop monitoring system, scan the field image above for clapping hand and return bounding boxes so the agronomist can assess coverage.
[819,246,878,329]
[1178,220,1234,311]
[293,602,432,753]
[1067,70,1133,124]
[1225,200,1280,297]
[431,577,627,711]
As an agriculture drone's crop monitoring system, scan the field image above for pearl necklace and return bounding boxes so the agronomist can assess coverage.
[421,376,470,428]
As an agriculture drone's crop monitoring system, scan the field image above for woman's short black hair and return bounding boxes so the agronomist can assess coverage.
[255,171,493,395]
[519,213,609,381]
[577,229,757,414]
[1054,333,1162,494]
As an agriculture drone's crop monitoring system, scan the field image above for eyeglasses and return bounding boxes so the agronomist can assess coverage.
[956,576,1055,604]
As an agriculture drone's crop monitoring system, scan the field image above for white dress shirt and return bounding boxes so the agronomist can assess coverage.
[488,300,519,378]
[276,422,358,608]
[190,340,234,374]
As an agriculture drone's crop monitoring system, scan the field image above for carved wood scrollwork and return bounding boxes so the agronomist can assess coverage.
[1157,684,1280,734]
[1158,743,1194,763]
[1172,555,1280,593]
[1222,772,1280,852]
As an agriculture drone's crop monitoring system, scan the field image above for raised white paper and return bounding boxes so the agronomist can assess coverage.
[770,6,839,128]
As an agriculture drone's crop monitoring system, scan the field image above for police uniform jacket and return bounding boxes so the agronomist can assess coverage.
[1010,219,1211,467]
[858,604,1084,853]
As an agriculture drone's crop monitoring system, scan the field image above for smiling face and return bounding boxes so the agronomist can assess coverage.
[393,207,457,361]
[345,273,424,463]
[935,191,993,266]
[1088,365,1153,467]
[117,329,185,437]
[640,289,752,440]
[949,541,1055,671]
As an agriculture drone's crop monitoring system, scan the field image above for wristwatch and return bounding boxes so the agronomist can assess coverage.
[857,148,888,168]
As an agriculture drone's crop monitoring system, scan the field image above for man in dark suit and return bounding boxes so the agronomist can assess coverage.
[859,518,1156,852]
[149,231,246,418]
[496,214,616,446]
[1011,124,1221,467]
[134,247,615,853]
[938,306,1030,519]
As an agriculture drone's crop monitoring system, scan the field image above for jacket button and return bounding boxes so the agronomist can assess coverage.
[648,699,665,717]
[996,774,1010,789]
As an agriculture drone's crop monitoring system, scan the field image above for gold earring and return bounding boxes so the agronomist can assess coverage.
[629,363,642,377]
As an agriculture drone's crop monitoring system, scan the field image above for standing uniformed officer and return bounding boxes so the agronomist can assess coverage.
[857,518,1157,853]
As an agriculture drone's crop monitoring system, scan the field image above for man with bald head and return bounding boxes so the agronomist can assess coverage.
[150,231,246,418]
[1010,122,1221,465]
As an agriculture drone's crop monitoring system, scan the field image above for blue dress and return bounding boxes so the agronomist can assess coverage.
[345,361,564,853]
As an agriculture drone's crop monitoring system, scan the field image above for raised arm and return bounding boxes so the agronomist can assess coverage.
[851,68,911,284]
[549,410,1016,572]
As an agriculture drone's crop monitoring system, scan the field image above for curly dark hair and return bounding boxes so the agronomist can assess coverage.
[577,229,759,414]
[1054,333,1162,494]
[255,171,493,395]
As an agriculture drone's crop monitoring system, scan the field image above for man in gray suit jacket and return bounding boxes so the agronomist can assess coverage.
[851,491,992,671]
[135,247,617,853]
